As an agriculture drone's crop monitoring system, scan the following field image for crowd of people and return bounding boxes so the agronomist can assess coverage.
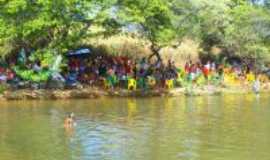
[65,54,179,90]
[0,51,269,91]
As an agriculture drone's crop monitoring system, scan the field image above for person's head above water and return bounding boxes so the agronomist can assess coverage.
[70,112,74,118]
[67,112,74,119]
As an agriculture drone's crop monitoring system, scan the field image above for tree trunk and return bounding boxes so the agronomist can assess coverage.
[148,43,162,62]
[78,20,92,38]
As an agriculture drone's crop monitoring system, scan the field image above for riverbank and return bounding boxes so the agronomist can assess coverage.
[1,83,269,100]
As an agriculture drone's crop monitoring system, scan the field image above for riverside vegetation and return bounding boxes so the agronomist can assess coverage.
[1,0,270,100]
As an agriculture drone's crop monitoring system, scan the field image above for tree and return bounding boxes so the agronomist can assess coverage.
[224,2,270,63]
[117,0,177,62]
[0,0,118,57]
[1,0,270,66]
[173,0,233,53]
[171,0,270,64]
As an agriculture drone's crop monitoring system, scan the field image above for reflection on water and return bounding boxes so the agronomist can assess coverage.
[0,94,270,160]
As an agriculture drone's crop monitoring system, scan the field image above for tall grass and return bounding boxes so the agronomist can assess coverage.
[82,35,202,66]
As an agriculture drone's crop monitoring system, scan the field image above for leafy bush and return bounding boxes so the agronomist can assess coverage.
[29,49,56,68]
[0,84,7,94]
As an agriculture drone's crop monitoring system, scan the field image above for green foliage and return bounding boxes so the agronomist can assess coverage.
[172,0,270,63]
[118,0,176,47]
[224,2,270,61]
[13,66,50,82]
[0,0,118,56]
[0,84,7,94]
[28,49,56,67]
[1,0,270,64]
[173,0,233,48]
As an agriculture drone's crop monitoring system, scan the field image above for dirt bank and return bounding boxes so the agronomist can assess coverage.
[0,84,268,101]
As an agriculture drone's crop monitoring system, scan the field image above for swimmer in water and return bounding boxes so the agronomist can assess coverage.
[64,113,75,128]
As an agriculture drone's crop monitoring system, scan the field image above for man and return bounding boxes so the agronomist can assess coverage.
[64,113,75,128]
[253,77,260,95]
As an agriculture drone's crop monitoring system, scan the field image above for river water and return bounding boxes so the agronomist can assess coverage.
[0,94,270,160]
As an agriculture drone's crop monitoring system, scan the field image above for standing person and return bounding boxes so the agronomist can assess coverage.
[211,61,216,73]
[185,61,191,74]
[195,62,202,78]
[217,64,224,83]
[125,60,133,75]
[0,68,7,83]
[253,76,260,96]
[33,61,42,72]
[203,61,211,80]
